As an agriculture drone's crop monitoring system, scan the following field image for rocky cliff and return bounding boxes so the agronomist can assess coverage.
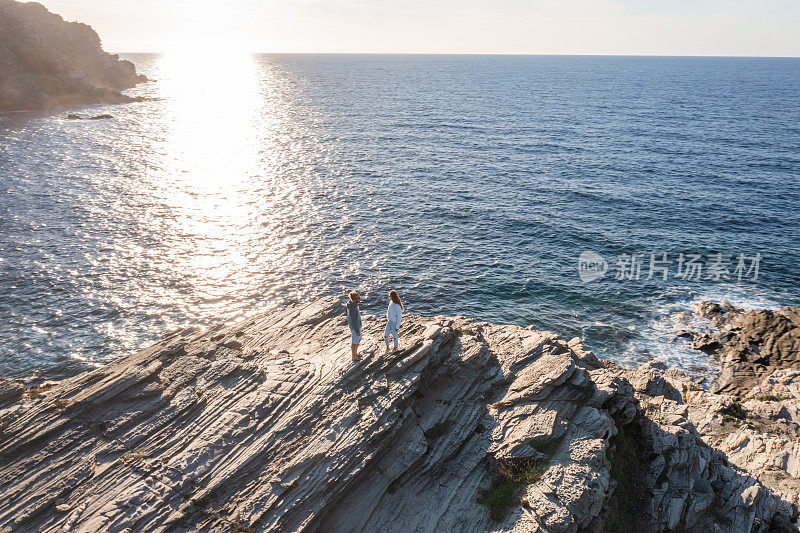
[0,299,797,532]
[0,0,146,111]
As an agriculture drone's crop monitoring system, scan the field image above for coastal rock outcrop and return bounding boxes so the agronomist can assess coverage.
[689,302,800,397]
[66,113,113,120]
[0,378,24,408]
[0,299,795,532]
[666,302,800,522]
[0,0,146,111]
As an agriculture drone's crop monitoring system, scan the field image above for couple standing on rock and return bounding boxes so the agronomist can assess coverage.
[345,290,404,362]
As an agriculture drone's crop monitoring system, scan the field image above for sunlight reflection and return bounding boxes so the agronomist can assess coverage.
[114,49,329,345]
[146,52,289,319]
[157,50,262,186]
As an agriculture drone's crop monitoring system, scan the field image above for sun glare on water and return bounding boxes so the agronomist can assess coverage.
[157,49,261,184]
[143,38,294,321]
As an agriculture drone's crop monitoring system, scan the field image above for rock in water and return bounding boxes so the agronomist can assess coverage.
[662,302,800,523]
[65,113,113,120]
[0,0,147,111]
[0,298,795,532]
[690,302,800,397]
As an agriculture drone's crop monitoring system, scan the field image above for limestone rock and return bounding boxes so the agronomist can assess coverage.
[0,299,794,532]
[684,368,800,518]
[0,378,24,408]
[630,362,800,531]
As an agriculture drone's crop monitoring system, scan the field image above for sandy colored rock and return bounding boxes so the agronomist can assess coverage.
[0,378,24,408]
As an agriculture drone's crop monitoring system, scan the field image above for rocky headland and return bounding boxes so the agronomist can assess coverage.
[0,0,146,111]
[0,299,798,532]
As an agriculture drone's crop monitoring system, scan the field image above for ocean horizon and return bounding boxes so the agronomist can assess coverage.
[107,52,800,58]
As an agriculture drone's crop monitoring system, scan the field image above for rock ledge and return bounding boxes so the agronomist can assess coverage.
[0,299,796,532]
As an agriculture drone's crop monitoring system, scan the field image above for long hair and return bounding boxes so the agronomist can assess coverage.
[349,291,361,304]
[389,290,403,310]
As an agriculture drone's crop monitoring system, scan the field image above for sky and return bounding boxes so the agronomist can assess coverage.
[40,0,800,56]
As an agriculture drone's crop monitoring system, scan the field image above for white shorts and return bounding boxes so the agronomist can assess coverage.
[350,329,362,344]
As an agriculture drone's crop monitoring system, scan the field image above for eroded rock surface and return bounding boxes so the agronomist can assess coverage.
[0,299,795,532]
[625,362,798,532]
[634,299,800,531]
[690,302,800,397]
[677,367,800,520]
[0,378,24,408]
[0,0,146,111]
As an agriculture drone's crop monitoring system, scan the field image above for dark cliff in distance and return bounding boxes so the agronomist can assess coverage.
[0,0,146,111]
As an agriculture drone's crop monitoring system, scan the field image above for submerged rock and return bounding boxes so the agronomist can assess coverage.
[65,113,113,120]
[0,0,147,111]
[0,299,795,532]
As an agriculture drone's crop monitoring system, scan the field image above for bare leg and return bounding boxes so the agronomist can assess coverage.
[351,343,360,361]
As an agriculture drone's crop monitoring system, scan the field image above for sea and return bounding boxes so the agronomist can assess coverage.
[1,54,799,383]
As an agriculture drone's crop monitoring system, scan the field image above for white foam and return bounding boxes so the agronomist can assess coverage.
[622,286,786,386]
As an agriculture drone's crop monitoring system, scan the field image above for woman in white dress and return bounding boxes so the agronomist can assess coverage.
[385,290,404,352]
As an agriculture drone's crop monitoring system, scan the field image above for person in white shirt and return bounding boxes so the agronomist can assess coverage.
[385,290,404,352]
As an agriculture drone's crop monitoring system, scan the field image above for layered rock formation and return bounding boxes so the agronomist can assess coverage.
[0,0,146,111]
[666,303,800,524]
[688,302,800,397]
[0,298,796,532]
